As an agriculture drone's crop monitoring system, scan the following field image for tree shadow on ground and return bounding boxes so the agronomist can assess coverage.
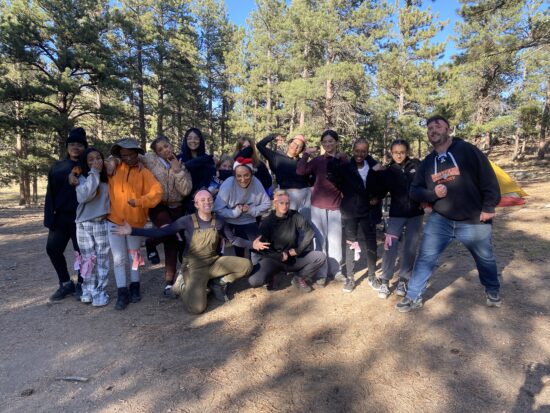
[1,207,549,412]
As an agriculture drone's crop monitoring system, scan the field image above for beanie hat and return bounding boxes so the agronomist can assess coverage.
[66,127,88,148]
[110,138,145,157]
[233,157,255,172]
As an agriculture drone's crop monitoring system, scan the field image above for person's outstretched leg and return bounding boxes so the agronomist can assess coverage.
[456,221,500,305]
[405,213,453,302]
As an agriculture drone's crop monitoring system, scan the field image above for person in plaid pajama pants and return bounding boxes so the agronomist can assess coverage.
[75,148,111,306]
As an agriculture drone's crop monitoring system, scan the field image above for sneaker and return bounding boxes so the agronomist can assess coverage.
[367,276,382,291]
[291,276,312,293]
[163,284,175,298]
[342,278,355,293]
[395,280,407,297]
[80,293,93,304]
[209,279,229,302]
[395,296,423,313]
[172,274,185,296]
[486,291,502,308]
[378,282,390,299]
[146,243,160,265]
[315,277,327,288]
[74,282,83,300]
[264,274,278,292]
[92,292,110,307]
[333,272,346,282]
[50,281,76,301]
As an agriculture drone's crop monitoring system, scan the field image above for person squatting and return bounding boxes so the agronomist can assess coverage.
[45,115,503,315]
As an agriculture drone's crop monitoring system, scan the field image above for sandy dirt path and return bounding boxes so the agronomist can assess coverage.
[0,181,549,413]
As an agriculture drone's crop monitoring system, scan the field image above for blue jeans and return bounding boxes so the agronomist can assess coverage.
[407,212,499,300]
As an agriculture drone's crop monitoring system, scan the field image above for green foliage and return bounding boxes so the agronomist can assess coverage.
[0,0,548,204]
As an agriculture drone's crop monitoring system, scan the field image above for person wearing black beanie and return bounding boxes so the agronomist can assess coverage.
[65,127,88,148]
[45,127,88,301]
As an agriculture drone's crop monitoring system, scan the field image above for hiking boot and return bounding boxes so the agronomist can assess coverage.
[129,282,141,303]
[333,271,346,282]
[378,282,390,299]
[367,276,382,291]
[146,242,160,265]
[74,282,83,300]
[291,276,312,293]
[315,277,327,288]
[342,277,355,293]
[115,287,130,310]
[50,281,76,301]
[209,279,229,302]
[395,280,407,297]
[395,296,423,313]
[486,291,502,308]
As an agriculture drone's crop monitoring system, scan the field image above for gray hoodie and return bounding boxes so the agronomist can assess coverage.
[75,169,110,223]
[213,176,271,225]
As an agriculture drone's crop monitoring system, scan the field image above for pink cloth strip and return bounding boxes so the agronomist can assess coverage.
[129,249,144,271]
[384,234,399,251]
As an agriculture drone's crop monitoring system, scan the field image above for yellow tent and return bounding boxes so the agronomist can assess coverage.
[490,161,528,206]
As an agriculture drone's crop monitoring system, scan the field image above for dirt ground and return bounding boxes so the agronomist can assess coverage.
[0,180,549,413]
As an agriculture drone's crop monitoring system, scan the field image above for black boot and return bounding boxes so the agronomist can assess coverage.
[50,281,76,301]
[115,287,129,310]
[129,282,141,303]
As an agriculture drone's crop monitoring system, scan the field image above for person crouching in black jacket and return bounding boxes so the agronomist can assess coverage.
[248,190,327,292]
[327,139,384,294]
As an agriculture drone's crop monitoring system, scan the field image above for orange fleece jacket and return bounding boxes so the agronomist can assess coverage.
[108,163,163,227]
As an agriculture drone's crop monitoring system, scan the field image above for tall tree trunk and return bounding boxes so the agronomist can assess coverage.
[512,133,522,161]
[324,78,334,129]
[137,38,147,149]
[266,50,272,130]
[289,104,296,135]
[220,96,227,149]
[538,79,550,159]
[398,87,405,119]
[157,80,164,137]
[96,88,103,142]
[14,101,30,206]
[176,104,183,139]
[32,166,38,205]
[324,46,335,129]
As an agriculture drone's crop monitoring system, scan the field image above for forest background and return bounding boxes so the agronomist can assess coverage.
[0,0,548,206]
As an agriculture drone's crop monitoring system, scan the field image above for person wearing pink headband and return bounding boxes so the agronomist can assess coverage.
[256,133,313,219]
[113,189,269,314]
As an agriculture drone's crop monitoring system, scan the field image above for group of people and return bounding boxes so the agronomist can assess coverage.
[45,115,503,315]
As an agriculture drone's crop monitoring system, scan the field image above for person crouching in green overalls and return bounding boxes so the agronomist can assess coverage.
[113,190,269,314]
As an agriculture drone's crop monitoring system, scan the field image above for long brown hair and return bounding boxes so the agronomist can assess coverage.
[233,137,260,167]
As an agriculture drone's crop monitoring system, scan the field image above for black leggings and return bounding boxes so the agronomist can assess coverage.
[46,214,82,284]
[343,216,377,277]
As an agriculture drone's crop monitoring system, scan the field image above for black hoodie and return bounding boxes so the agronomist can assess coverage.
[378,158,424,218]
[410,138,500,223]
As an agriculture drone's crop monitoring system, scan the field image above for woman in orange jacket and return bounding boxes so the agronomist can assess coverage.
[107,138,163,310]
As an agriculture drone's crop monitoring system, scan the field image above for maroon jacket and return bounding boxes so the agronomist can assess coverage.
[296,153,343,210]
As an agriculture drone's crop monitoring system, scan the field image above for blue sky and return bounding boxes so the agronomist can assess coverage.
[224,0,462,62]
